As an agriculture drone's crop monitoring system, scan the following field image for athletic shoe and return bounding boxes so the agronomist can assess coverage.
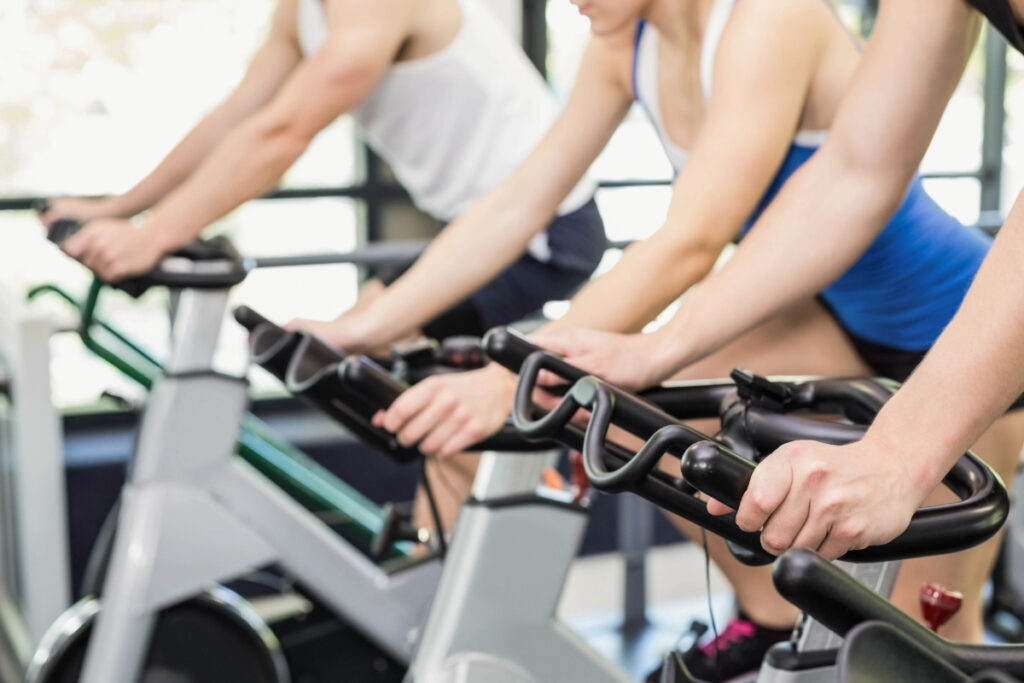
[645,616,792,683]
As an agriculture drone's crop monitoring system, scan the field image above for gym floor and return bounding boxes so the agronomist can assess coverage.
[562,544,732,679]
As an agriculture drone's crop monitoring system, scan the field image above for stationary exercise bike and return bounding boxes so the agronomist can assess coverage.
[485,327,1008,683]
[26,225,450,683]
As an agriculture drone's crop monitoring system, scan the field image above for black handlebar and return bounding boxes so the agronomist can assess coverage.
[237,309,554,461]
[482,326,1009,563]
[682,437,1005,561]
[776,549,1024,678]
[46,218,247,296]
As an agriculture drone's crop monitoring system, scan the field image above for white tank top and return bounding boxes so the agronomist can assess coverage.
[633,0,828,172]
[297,0,595,262]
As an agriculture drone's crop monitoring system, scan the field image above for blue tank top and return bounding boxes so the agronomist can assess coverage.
[633,18,992,351]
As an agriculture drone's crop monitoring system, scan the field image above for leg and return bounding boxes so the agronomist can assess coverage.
[413,452,481,533]
[889,410,1024,642]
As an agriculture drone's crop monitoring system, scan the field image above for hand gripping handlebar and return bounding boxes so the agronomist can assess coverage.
[47,218,246,297]
[482,327,1008,563]
[236,308,557,461]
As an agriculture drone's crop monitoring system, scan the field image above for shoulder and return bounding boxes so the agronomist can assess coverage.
[321,0,417,35]
[722,0,834,51]
[714,0,834,78]
[586,22,640,94]
[270,0,300,40]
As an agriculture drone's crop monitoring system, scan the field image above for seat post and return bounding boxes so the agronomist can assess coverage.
[166,289,232,375]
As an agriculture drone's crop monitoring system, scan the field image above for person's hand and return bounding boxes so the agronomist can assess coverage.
[706,438,932,560]
[62,219,168,282]
[532,326,665,392]
[37,197,124,228]
[285,312,376,353]
[372,364,516,458]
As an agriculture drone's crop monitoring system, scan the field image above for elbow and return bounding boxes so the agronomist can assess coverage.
[826,135,917,211]
[627,234,722,288]
[248,111,315,167]
[674,240,722,285]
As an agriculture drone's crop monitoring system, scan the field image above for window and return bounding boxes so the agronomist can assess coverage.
[0,0,362,405]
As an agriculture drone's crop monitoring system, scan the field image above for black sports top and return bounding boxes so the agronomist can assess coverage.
[967,0,1024,53]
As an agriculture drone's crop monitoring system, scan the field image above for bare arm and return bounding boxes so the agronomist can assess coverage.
[639,0,980,382]
[338,38,632,350]
[52,0,303,223]
[550,0,829,336]
[865,196,1024,485]
[724,195,1024,560]
[377,0,846,454]
[112,0,304,217]
[137,0,412,252]
[682,0,1007,560]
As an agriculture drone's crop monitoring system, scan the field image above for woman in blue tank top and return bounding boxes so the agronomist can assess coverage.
[373,0,1024,678]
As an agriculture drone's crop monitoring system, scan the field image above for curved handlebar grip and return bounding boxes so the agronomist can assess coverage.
[484,327,585,381]
[340,355,553,454]
[558,376,713,490]
[681,440,1009,561]
[233,305,274,334]
[286,333,346,393]
[569,380,776,564]
[510,351,587,440]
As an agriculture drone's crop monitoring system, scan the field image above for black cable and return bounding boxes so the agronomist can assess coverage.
[420,458,448,558]
[702,528,721,680]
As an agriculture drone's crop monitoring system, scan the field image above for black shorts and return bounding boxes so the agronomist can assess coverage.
[391,198,607,339]
[824,304,1024,412]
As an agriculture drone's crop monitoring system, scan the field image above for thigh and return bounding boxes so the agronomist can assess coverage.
[672,298,874,381]
[653,300,868,476]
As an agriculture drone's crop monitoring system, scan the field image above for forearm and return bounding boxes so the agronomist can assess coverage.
[864,200,1024,489]
[140,114,309,249]
[110,103,249,218]
[645,154,907,382]
[550,236,719,334]
[353,193,556,348]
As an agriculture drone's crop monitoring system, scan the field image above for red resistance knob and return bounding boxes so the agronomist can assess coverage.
[919,583,963,633]
[569,451,590,503]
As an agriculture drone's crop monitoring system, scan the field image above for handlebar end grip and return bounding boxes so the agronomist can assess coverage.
[47,219,83,246]
[772,548,930,639]
[113,277,148,299]
[234,305,271,333]
[680,440,755,511]
[482,326,537,372]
